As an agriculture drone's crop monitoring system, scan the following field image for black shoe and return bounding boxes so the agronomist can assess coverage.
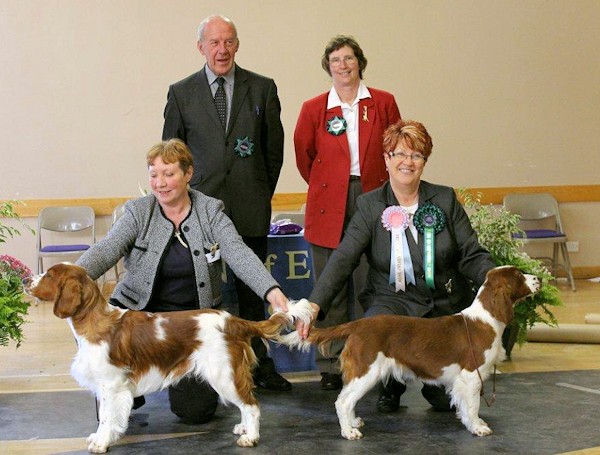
[132,395,146,410]
[178,414,215,425]
[377,393,400,413]
[320,373,343,390]
[421,384,454,412]
[255,371,292,391]
[377,379,406,413]
[428,400,454,412]
[430,402,454,412]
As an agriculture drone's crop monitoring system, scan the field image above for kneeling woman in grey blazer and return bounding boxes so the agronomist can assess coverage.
[77,138,289,424]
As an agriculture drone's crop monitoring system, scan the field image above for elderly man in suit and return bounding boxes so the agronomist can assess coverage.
[162,14,288,391]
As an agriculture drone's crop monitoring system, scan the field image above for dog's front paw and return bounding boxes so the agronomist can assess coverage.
[236,434,259,447]
[352,417,364,428]
[470,418,492,436]
[86,433,108,453]
[341,427,363,440]
[233,423,246,435]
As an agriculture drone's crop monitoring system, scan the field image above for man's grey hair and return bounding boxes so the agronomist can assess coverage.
[197,14,237,41]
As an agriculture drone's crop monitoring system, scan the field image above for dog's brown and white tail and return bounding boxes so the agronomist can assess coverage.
[229,298,315,342]
[278,320,356,355]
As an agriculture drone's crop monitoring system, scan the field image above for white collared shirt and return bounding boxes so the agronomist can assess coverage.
[327,83,372,176]
[403,201,419,243]
[205,65,235,129]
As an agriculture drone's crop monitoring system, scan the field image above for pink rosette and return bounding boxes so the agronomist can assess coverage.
[381,206,409,231]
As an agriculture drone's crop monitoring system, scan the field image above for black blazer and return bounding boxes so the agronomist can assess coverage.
[310,180,496,318]
[162,65,284,237]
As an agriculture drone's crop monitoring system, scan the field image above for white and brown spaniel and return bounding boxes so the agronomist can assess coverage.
[280,265,540,440]
[23,263,313,452]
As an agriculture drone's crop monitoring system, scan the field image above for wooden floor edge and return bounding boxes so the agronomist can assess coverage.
[573,266,600,280]
[3,184,600,217]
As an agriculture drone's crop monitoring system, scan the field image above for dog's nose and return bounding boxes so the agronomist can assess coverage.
[22,276,32,287]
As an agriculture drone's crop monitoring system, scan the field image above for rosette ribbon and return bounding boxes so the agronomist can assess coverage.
[413,202,446,289]
[381,206,415,292]
[326,115,347,136]
[234,136,254,157]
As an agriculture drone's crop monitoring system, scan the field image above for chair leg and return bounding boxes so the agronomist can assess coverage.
[560,243,576,292]
[552,244,559,275]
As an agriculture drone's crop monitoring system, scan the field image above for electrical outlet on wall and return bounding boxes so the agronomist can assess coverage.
[566,241,579,253]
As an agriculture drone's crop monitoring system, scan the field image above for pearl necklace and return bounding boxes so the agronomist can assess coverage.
[174,230,188,249]
[173,200,192,249]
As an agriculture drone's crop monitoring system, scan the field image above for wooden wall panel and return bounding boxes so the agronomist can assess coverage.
[3,185,599,217]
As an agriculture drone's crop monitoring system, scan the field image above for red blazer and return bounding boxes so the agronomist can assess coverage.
[294,87,401,248]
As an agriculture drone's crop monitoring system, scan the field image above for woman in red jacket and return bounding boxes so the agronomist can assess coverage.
[294,35,401,390]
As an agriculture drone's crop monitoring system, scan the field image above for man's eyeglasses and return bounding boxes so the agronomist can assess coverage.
[387,151,427,163]
[329,56,356,67]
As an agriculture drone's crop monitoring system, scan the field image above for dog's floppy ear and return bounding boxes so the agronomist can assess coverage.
[490,286,514,325]
[53,275,83,319]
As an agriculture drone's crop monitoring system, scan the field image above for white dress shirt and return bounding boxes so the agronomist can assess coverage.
[327,83,372,176]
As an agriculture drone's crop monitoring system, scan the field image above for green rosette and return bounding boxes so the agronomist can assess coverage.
[234,136,254,157]
[326,116,347,136]
[414,202,446,289]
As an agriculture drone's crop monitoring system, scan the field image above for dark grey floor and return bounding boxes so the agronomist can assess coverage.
[2,370,600,454]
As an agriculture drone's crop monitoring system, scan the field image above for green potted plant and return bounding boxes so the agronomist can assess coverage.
[458,189,562,355]
[0,201,35,347]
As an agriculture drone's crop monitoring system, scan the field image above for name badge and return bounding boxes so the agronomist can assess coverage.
[206,249,221,263]
[205,242,221,263]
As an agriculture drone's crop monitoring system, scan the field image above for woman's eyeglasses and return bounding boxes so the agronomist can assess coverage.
[329,56,356,67]
[387,151,427,163]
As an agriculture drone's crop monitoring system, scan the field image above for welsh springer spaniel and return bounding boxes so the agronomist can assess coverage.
[280,266,540,439]
[23,263,313,452]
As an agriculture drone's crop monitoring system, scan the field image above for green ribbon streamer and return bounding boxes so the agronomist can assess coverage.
[423,227,435,289]
[414,202,446,290]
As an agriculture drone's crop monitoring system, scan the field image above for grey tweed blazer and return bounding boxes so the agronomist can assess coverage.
[77,190,279,310]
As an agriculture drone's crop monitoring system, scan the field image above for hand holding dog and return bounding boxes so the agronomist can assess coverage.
[265,287,289,313]
[295,302,320,339]
[266,289,320,339]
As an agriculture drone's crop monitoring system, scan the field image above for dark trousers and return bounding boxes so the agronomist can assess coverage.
[235,235,276,375]
[169,377,219,424]
[313,176,367,374]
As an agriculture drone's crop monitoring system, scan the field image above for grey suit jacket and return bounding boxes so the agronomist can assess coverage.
[77,190,279,311]
[310,180,496,318]
[162,65,284,237]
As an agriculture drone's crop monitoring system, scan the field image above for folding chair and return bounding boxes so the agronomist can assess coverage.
[36,206,95,274]
[503,193,576,291]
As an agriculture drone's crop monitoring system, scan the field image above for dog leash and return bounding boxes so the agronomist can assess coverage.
[461,313,496,407]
